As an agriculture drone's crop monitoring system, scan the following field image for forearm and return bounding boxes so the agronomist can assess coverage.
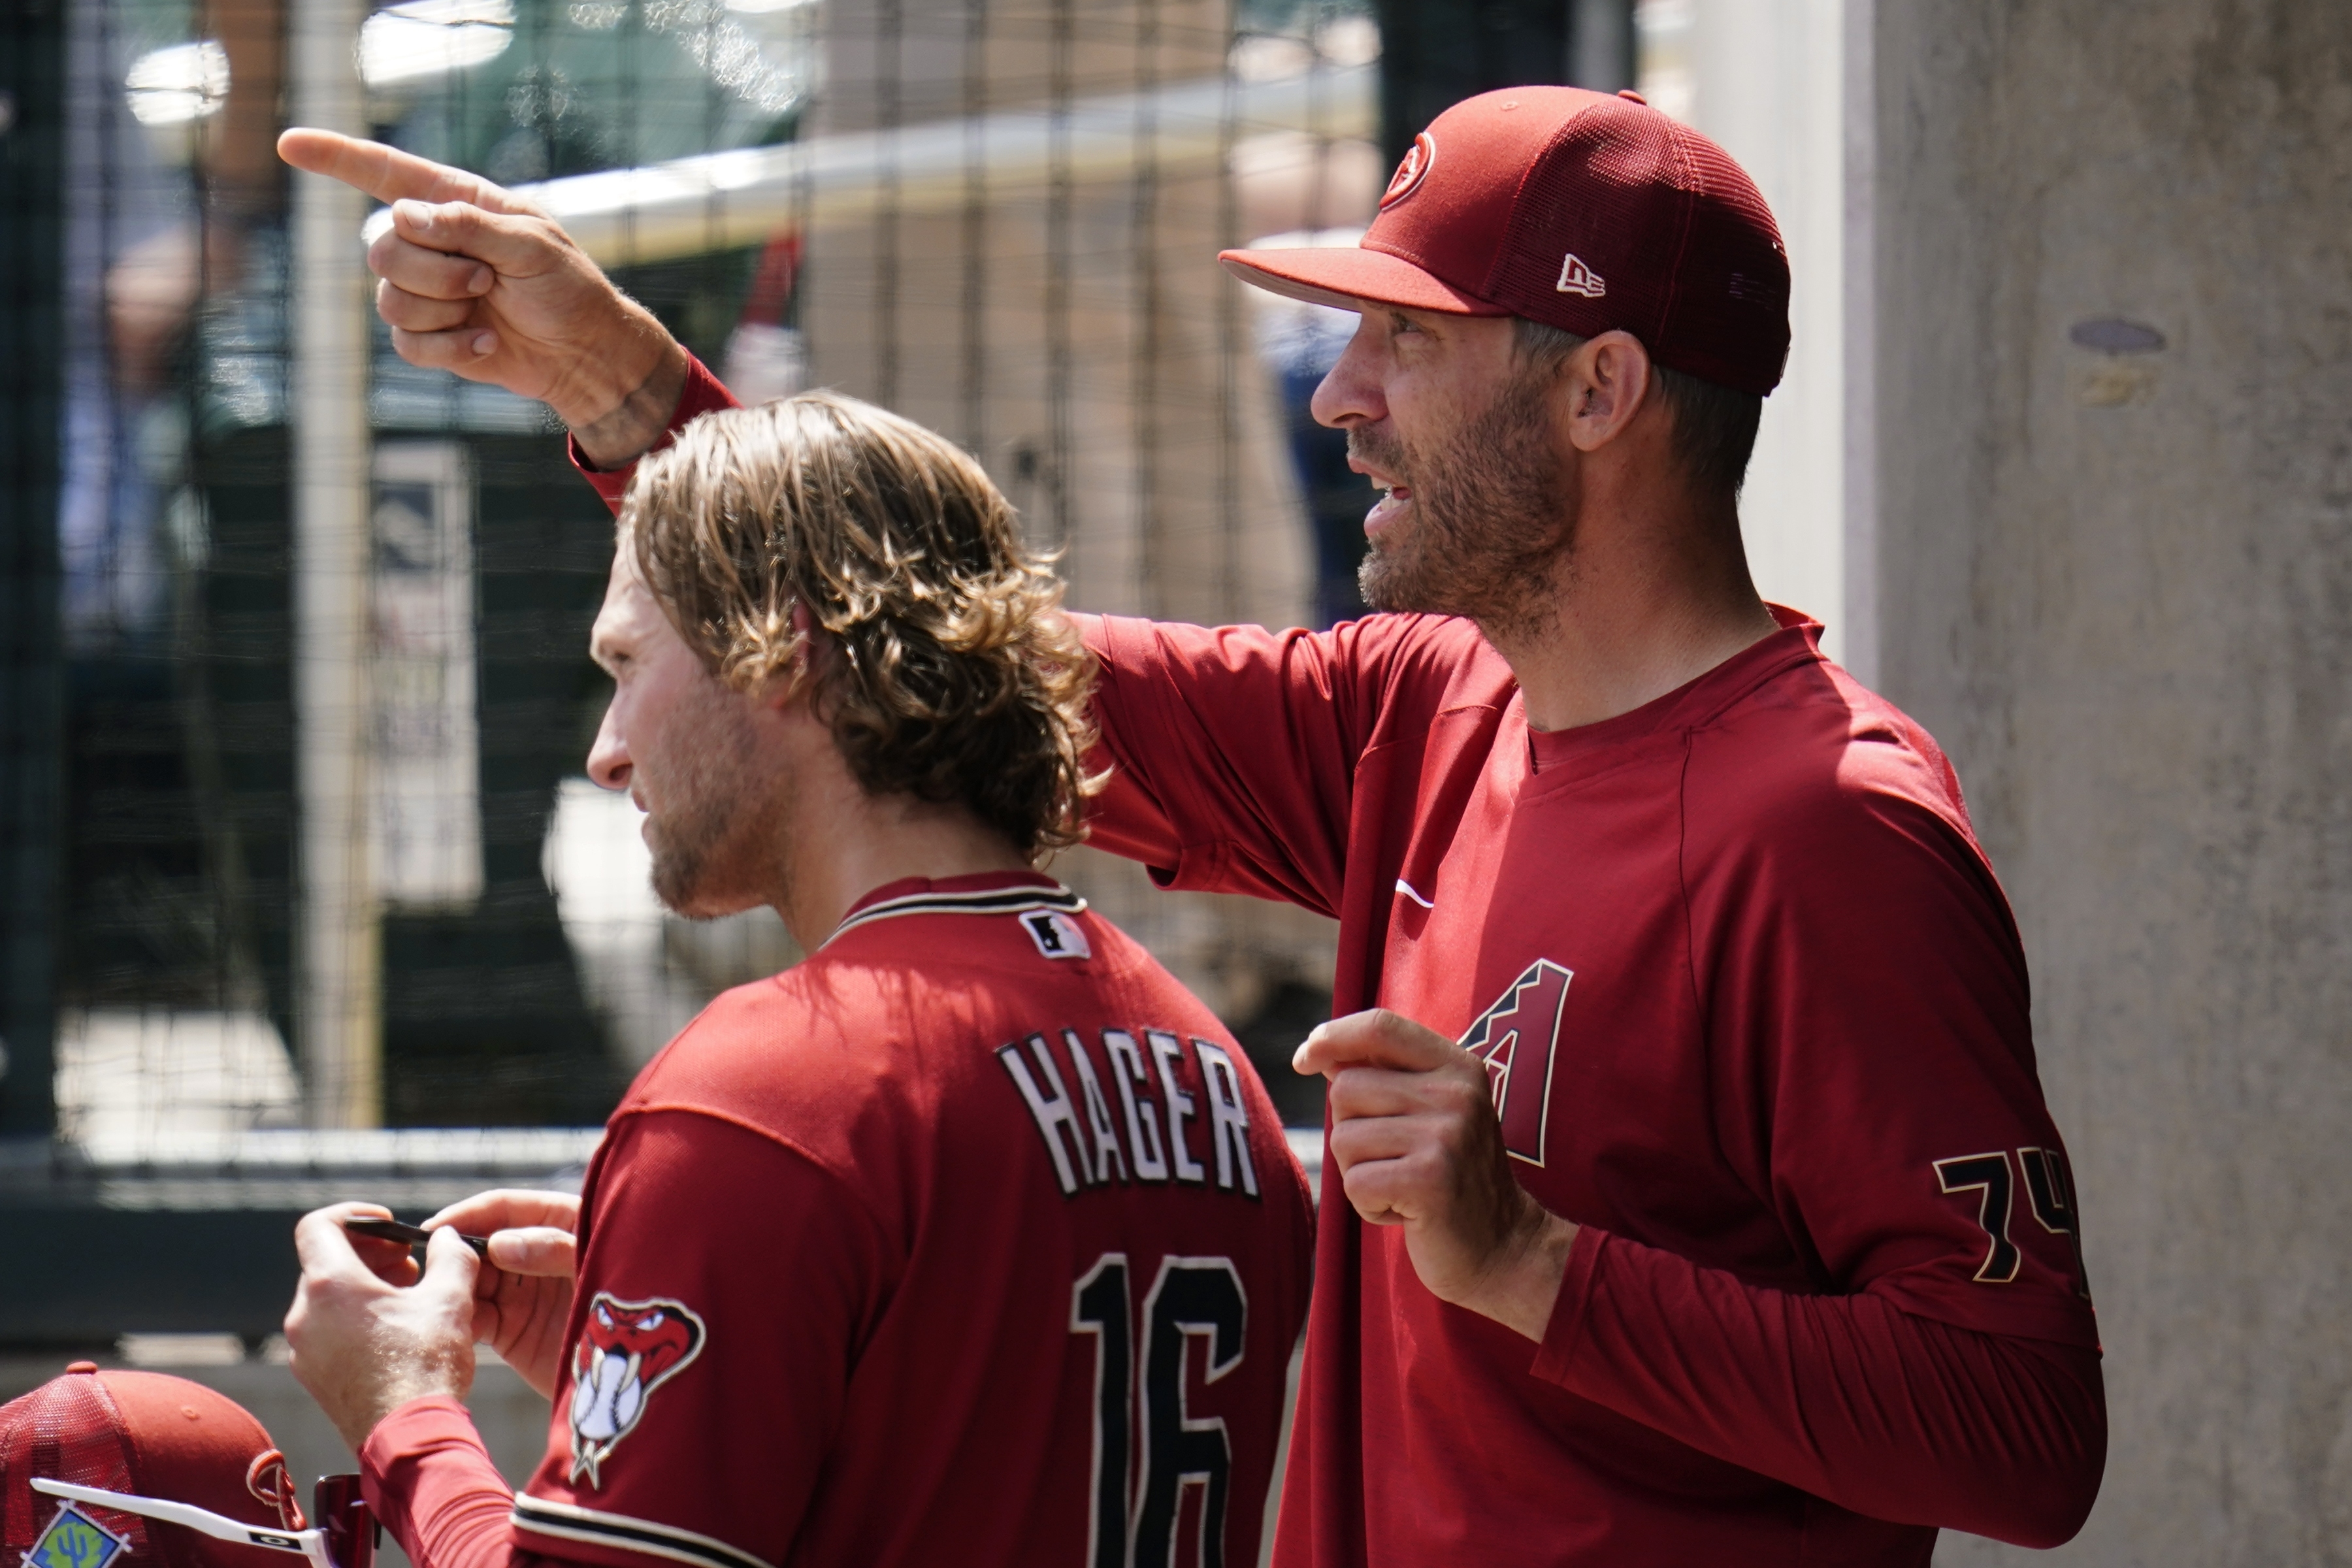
[570,351,740,510]
[361,1397,540,1568]
[1535,1230,2106,1546]
[564,334,690,470]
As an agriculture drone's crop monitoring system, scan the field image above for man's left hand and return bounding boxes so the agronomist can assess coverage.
[286,1203,482,1452]
[1296,1009,1578,1341]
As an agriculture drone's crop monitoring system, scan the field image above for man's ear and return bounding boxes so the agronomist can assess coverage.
[759,600,826,715]
[1563,330,1656,454]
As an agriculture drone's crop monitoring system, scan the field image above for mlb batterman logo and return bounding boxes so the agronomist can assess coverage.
[566,1292,708,1487]
[1021,907,1091,960]
[1381,132,1435,208]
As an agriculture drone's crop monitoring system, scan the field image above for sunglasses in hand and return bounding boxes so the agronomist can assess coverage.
[30,1474,376,1568]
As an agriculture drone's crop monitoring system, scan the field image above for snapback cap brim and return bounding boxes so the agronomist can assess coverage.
[1218,244,1512,317]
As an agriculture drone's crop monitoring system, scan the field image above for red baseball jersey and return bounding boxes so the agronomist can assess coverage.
[569,358,2102,1564]
[363,871,1313,1568]
[1077,610,2105,1567]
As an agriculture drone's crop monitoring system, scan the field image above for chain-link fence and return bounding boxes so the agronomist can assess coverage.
[30,0,1429,1145]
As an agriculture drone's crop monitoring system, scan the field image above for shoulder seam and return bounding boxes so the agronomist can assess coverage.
[1675,733,1703,1046]
[1674,733,1780,1218]
[604,1104,896,1249]
[1352,699,1509,765]
[1679,642,1832,735]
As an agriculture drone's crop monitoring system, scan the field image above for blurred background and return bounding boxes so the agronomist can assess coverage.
[0,0,1859,1141]
[5,2,2350,1564]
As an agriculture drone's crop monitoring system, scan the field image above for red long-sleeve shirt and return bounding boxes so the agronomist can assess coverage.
[1078,607,2104,1565]
[455,356,2102,1567]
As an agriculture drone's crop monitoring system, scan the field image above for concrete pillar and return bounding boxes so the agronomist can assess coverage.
[288,0,380,1128]
[1861,5,2352,1562]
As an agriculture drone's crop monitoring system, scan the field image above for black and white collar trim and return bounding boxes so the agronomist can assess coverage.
[512,1496,772,1568]
[823,881,1086,949]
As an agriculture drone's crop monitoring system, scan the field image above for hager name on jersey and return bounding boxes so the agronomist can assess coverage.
[996,1028,1263,1200]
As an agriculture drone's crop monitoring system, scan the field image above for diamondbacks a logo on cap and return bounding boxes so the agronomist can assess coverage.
[1459,958,1573,1166]
[1381,132,1435,209]
[566,1293,707,1488]
[1555,252,1606,299]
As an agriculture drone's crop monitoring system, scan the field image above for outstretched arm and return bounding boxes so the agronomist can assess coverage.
[276,129,687,468]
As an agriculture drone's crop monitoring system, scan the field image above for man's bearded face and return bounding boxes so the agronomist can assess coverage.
[638,664,776,918]
[1352,362,1572,634]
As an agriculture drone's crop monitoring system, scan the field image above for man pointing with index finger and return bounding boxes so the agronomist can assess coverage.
[1105,93,2105,1561]
[284,84,2105,1565]
[276,129,687,466]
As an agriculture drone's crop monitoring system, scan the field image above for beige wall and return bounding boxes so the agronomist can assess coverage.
[1857,5,2352,1562]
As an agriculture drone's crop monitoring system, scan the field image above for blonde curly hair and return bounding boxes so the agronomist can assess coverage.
[617,392,1100,859]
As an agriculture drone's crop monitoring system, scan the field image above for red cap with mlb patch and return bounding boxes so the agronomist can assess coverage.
[1220,86,1793,395]
[1,1364,301,1568]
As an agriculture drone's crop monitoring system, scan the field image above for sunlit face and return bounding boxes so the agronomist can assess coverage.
[584,546,779,919]
[1312,308,1574,635]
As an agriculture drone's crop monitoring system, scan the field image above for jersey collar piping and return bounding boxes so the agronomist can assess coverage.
[820,879,1087,950]
[1520,609,1827,780]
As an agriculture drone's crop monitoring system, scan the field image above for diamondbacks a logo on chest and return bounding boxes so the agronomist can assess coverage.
[1459,958,1573,1166]
[566,1292,708,1487]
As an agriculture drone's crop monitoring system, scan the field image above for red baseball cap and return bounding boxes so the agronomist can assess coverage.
[1220,87,1792,396]
[1,1364,298,1568]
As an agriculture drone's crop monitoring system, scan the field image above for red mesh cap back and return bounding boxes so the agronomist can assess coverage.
[1,1365,288,1568]
[1222,86,1791,396]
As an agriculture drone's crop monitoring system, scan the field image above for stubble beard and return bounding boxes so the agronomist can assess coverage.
[642,671,784,920]
[1353,368,1573,642]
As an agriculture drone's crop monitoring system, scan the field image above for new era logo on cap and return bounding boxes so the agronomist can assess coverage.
[1554,252,1605,299]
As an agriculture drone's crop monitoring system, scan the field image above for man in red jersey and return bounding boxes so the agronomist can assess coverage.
[283,83,2104,1566]
[281,393,1313,1568]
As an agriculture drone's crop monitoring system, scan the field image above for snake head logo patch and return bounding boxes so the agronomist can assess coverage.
[566,1293,707,1488]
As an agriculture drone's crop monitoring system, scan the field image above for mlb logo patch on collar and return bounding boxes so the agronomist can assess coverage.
[25,1499,131,1568]
[1022,909,1091,960]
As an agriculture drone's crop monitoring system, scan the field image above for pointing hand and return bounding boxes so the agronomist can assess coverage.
[277,127,688,467]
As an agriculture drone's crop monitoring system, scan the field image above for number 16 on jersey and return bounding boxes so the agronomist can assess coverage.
[1071,1254,1249,1568]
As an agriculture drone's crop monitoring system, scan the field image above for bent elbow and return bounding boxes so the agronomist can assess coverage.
[1978,1469,2101,1549]
[1963,1350,2108,1548]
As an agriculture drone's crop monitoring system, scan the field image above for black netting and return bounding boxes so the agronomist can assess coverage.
[30,0,1381,1139]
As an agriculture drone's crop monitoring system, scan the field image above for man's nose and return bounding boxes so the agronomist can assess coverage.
[1310,315,1387,430]
[585,703,632,792]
